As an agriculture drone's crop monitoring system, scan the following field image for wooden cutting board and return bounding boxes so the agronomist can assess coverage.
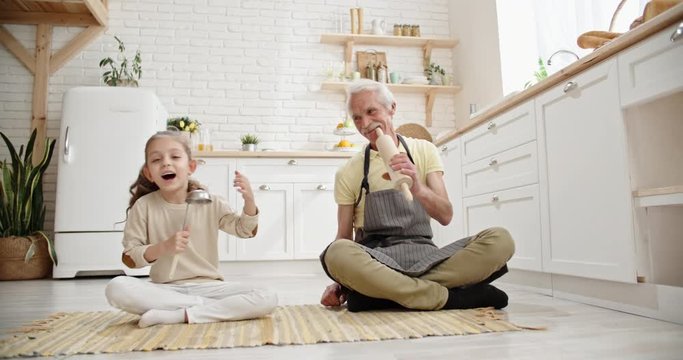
[357,50,387,78]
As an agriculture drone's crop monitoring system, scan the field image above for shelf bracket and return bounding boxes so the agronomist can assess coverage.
[425,89,436,127]
[344,40,354,75]
[423,41,433,68]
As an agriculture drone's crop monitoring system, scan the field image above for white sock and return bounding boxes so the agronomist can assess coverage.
[138,309,186,328]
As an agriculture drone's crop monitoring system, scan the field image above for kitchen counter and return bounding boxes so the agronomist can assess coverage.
[194,150,355,158]
[435,3,683,146]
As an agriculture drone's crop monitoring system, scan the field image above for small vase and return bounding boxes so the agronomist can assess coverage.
[242,144,256,151]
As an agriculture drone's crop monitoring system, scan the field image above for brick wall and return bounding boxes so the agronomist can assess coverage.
[0,0,455,231]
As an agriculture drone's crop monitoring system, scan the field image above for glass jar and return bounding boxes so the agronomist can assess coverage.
[402,24,411,36]
[393,24,402,36]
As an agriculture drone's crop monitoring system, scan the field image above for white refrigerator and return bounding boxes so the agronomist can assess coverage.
[53,87,167,278]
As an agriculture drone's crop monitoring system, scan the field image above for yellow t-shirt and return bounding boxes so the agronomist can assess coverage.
[334,136,444,229]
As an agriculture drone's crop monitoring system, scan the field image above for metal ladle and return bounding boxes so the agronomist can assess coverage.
[168,189,212,279]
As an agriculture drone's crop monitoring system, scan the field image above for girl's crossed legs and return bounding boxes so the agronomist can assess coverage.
[105,276,278,327]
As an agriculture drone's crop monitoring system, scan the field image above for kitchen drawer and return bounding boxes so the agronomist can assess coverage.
[619,22,683,108]
[237,158,344,183]
[462,141,538,197]
[461,101,536,164]
[462,184,543,272]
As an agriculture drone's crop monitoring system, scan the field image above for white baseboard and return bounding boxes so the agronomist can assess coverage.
[503,268,683,325]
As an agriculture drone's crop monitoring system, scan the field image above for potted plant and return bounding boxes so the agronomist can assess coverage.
[524,57,549,89]
[167,116,201,134]
[240,134,259,151]
[424,62,446,85]
[99,36,142,87]
[0,129,58,280]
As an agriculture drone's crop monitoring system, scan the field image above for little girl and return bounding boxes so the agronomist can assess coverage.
[105,131,277,328]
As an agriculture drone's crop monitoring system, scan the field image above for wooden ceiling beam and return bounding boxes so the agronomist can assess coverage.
[0,11,99,25]
[0,25,36,74]
[82,0,107,26]
[50,25,104,74]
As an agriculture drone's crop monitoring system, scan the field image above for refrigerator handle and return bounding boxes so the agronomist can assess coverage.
[63,126,71,162]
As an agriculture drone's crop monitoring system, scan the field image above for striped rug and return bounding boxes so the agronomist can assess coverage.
[0,305,522,357]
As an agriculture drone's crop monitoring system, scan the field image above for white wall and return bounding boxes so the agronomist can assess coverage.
[0,0,455,231]
[448,0,503,128]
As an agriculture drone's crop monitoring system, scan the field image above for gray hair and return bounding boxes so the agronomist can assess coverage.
[345,79,395,115]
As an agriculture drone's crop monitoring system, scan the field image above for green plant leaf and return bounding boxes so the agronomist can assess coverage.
[0,129,57,265]
[24,237,36,263]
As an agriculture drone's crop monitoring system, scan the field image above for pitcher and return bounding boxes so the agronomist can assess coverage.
[372,19,386,35]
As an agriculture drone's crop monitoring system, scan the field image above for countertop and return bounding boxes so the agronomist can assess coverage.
[194,150,356,158]
[435,3,683,147]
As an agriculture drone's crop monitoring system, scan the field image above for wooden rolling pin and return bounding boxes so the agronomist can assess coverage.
[375,128,413,201]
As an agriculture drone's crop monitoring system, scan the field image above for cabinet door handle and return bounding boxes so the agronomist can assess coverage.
[487,122,496,130]
[196,159,206,165]
[563,81,578,93]
[441,145,448,152]
[316,184,327,190]
[288,159,297,165]
[259,185,271,191]
[63,126,70,161]
[671,22,683,42]
[488,159,498,167]
[491,195,499,202]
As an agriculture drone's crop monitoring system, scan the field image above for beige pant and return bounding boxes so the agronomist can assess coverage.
[323,227,515,310]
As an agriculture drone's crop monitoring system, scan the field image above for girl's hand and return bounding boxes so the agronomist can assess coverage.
[234,170,257,215]
[164,225,190,255]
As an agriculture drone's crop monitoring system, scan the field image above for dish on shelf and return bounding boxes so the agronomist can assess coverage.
[402,76,429,85]
[334,128,356,136]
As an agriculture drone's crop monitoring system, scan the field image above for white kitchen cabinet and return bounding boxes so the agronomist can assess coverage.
[461,101,535,164]
[192,158,235,261]
[618,22,683,108]
[462,141,538,198]
[432,138,464,247]
[458,101,543,272]
[234,158,345,261]
[236,183,293,260]
[293,183,337,258]
[463,185,543,271]
[536,58,636,283]
[193,156,344,261]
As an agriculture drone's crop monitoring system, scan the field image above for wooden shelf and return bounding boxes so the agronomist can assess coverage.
[320,33,458,71]
[320,33,458,48]
[633,185,683,207]
[321,81,461,126]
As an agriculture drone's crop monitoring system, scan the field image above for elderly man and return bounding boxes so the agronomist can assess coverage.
[320,79,515,312]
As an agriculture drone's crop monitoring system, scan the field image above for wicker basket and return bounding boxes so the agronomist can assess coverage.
[0,236,52,280]
[396,123,433,143]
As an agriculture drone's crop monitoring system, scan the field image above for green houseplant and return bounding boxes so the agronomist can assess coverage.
[99,36,142,87]
[240,134,259,151]
[524,57,549,89]
[0,129,58,280]
[424,62,446,85]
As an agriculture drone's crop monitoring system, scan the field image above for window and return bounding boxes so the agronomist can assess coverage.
[496,0,647,95]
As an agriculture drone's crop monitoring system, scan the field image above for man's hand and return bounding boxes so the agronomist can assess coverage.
[320,282,347,307]
[390,153,424,193]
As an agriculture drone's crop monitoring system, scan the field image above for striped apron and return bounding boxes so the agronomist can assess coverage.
[326,135,472,277]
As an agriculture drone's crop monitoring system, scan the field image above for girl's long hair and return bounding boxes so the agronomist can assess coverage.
[126,131,205,214]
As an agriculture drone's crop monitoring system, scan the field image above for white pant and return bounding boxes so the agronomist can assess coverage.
[105,276,278,324]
